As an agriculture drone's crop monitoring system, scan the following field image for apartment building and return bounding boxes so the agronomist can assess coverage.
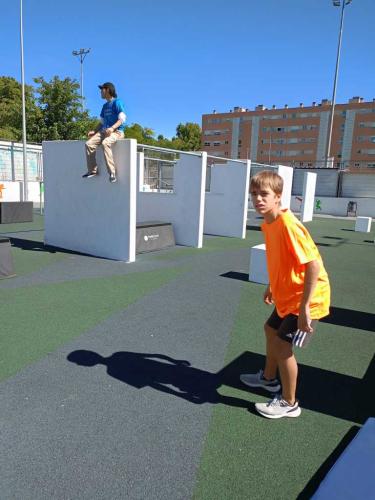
[201,97,375,169]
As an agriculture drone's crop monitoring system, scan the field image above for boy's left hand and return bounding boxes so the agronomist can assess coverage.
[298,307,313,333]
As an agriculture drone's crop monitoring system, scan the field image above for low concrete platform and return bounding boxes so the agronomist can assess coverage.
[0,201,33,223]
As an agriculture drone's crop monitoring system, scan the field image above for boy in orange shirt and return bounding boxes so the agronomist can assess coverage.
[241,170,330,418]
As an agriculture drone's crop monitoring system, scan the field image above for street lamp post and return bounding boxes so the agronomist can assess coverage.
[325,0,352,168]
[20,0,28,201]
[72,48,91,110]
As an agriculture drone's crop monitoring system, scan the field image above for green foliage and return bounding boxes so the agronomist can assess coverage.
[0,76,38,141]
[124,121,202,152]
[32,76,99,142]
[124,123,157,145]
[175,122,202,151]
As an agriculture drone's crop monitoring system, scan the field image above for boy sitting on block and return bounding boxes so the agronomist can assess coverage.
[241,170,330,418]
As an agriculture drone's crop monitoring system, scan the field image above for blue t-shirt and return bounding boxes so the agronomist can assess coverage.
[100,98,126,132]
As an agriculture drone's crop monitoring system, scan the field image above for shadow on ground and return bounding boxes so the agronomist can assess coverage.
[67,350,374,423]
[321,306,375,332]
[220,271,249,282]
[67,350,250,409]
[8,237,96,258]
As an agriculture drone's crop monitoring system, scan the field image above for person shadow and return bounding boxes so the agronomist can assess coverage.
[67,350,250,409]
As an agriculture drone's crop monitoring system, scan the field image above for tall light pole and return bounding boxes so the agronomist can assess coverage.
[325,0,352,168]
[20,0,28,201]
[72,48,91,109]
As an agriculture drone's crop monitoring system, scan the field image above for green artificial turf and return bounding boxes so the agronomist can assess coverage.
[193,217,375,500]
[0,267,185,382]
[0,214,67,277]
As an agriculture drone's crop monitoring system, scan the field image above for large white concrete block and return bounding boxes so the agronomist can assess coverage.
[43,139,137,261]
[204,160,250,238]
[355,216,372,233]
[277,165,293,209]
[249,243,269,284]
[301,172,317,222]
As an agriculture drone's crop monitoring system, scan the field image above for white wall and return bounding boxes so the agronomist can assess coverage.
[204,160,250,238]
[301,172,317,222]
[290,196,375,218]
[137,152,206,247]
[277,165,293,209]
[137,152,144,190]
[43,139,137,261]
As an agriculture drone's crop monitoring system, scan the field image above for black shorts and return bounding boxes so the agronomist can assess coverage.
[266,308,317,348]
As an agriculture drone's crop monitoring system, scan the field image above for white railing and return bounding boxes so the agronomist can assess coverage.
[0,140,43,181]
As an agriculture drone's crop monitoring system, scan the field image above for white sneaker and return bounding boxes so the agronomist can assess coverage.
[240,369,281,393]
[255,394,301,419]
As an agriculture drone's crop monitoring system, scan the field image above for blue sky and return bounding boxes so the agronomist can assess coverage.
[1,0,374,138]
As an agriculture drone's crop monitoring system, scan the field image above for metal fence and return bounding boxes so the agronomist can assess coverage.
[0,140,43,181]
[137,145,203,192]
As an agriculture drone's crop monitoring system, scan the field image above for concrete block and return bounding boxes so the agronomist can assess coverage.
[312,418,375,499]
[249,243,269,284]
[355,216,372,233]
[0,238,15,278]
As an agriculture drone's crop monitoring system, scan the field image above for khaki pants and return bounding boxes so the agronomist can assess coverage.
[85,130,124,175]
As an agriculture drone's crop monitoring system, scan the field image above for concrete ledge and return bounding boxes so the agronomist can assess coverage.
[248,243,268,284]
[0,202,33,223]
[0,238,15,278]
[313,418,375,499]
[355,216,372,233]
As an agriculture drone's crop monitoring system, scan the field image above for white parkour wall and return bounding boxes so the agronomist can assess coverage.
[43,139,137,262]
[277,165,293,209]
[204,160,250,238]
[137,152,207,247]
[300,172,317,222]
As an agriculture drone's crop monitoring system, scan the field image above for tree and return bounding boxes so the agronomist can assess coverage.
[0,76,39,141]
[175,122,202,151]
[124,123,157,145]
[32,76,99,142]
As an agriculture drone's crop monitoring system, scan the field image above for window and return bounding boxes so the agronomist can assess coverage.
[204,142,210,146]
[359,122,375,128]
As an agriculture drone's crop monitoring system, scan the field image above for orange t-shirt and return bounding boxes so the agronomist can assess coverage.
[261,209,330,319]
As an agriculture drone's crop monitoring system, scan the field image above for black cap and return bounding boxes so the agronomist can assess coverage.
[98,82,117,97]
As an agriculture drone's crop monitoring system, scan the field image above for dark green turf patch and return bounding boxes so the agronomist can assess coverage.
[193,217,375,500]
[8,241,68,277]
[0,267,185,382]
[0,213,44,234]
[0,215,64,277]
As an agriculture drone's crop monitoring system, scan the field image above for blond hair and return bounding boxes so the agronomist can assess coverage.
[250,170,283,196]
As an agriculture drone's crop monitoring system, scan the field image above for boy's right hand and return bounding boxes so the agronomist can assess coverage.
[263,285,273,305]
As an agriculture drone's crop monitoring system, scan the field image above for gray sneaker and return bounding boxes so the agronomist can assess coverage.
[240,369,281,393]
[255,394,301,419]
